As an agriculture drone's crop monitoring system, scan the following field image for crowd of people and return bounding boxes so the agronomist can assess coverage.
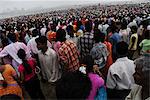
[0,2,150,100]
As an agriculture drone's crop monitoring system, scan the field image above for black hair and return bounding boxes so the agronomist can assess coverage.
[94,29,105,43]
[77,21,82,30]
[17,49,32,74]
[35,36,47,45]
[7,33,17,43]
[120,22,127,30]
[116,41,128,57]
[111,25,118,33]
[32,29,39,37]
[1,38,9,47]
[131,26,138,33]
[82,55,94,73]
[144,30,150,39]
[66,25,74,38]
[56,71,91,99]
[85,20,92,32]
[56,29,66,42]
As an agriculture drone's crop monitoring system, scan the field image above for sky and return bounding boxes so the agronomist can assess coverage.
[0,0,135,13]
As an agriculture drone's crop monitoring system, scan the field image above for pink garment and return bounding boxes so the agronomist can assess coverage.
[53,41,62,54]
[18,59,36,82]
[88,73,104,100]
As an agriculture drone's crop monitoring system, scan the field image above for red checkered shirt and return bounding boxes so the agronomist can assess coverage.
[58,40,80,71]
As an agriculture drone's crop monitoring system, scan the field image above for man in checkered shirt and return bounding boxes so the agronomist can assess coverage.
[77,20,95,60]
[58,29,80,72]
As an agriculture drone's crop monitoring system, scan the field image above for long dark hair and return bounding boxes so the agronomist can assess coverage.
[82,55,94,73]
[17,49,32,74]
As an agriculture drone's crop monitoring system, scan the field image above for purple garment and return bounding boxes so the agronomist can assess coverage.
[88,73,104,100]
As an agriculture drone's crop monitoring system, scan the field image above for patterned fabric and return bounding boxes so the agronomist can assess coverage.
[59,40,80,72]
[0,64,22,99]
[78,32,94,59]
[90,42,109,69]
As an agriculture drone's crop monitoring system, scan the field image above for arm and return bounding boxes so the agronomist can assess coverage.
[58,47,68,65]
[0,47,8,58]
[19,72,25,83]
[106,70,117,89]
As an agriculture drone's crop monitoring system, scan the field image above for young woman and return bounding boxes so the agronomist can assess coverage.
[82,55,105,100]
[17,49,44,99]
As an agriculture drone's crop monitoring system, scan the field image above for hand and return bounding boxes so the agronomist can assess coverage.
[93,65,103,77]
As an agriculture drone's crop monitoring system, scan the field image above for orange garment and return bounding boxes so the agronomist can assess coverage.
[103,41,113,78]
[47,31,56,41]
[0,64,23,99]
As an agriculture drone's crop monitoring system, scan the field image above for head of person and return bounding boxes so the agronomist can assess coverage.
[85,20,92,32]
[35,36,48,51]
[8,33,17,43]
[93,29,105,43]
[1,38,9,47]
[111,25,119,33]
[67,25,74,38]
[17,49,26,60]
[144,29,150,40]
[56,28,66,42]
[7,25,14,33]
[17,49,32,74]
[56,71,91,99]
[32,28,39,37]
[120,22,127,30]
[131,26,138,34]
[133,57,150,93]
[82,55,94,73]
[116,41,128,58]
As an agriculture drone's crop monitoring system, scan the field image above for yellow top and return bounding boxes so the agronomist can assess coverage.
[128,33,138,50]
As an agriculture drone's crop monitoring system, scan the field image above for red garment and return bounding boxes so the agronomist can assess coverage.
[18,59,36,81]
[58,40,80,71]
[103,41,113,78]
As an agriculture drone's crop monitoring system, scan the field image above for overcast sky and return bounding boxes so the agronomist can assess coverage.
[0,0,145,13]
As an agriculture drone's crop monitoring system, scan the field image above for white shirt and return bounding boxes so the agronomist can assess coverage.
[106,57,135,90]
[102,24,109,34]
[0,42,31,64]
[27,36,52,54]
[40,27,47,36]
[126,84,150,100]
[38,47,61,82]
